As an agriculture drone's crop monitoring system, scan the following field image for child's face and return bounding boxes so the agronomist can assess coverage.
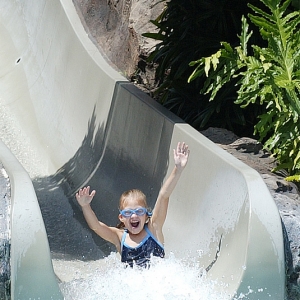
[118,197,148,235]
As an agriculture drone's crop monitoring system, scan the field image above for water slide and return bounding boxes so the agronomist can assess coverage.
[0,0,286,299]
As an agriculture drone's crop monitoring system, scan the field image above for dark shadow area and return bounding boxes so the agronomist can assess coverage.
[0,240,10,299]
[33,105,108,260]
[51,106,108,198]
[282,218,298,298]
[33,83,176,261]
[0,166,11,299]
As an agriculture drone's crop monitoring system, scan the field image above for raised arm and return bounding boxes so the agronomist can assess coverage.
[76,186,121,251]
[150,142,189,232]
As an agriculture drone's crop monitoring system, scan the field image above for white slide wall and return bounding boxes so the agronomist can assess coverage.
[0,0,285,299]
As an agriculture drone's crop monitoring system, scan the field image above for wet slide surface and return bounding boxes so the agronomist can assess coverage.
[0,0,286,299]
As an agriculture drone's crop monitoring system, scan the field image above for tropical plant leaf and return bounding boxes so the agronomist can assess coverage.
[285,175,300,182]
[188,0,300,177]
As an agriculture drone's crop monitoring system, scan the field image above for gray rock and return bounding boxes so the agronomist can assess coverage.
[72,0,164,77]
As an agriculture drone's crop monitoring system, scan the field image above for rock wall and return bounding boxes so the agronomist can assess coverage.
[72,0,164,76]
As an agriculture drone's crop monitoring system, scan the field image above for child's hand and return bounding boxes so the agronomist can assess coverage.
[173,142,190,170]
[76,186,96,207]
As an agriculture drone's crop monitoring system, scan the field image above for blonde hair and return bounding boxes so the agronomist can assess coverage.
[117,189,151,229]
[119,189,147,210]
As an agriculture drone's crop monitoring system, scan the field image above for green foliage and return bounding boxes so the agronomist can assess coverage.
[143,0,264,134]
[189,0,300,178]
[286,174,300,182]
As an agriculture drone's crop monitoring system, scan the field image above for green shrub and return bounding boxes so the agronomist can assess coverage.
[143,0,264,135]
[189,0,300,178]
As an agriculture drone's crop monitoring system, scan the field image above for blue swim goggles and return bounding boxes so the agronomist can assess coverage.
[119,207,152,218]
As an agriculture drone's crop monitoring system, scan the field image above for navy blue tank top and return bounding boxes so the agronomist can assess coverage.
[121,224,165,268]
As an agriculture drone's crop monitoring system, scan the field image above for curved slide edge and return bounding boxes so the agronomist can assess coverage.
[0,139,63,299]
[166,123,286,298]
[0,0,286,299]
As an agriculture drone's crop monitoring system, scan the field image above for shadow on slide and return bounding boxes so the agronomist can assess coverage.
[0,0,285,299]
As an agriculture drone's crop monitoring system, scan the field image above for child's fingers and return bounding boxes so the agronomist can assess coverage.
[174,142,189,158]
[85,186,96,197]
[85,186,90,194]
[76,186,95,198]
[178,142,189,155]
[77,189,83,197]
[175,142,183,154]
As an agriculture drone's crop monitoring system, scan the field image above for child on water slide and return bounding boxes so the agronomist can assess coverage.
[76,142,190,267]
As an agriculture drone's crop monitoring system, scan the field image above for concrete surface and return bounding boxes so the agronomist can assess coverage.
[0,141,63,299]
[0,0,286,299]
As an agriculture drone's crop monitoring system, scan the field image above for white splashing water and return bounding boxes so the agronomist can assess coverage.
[55,253,241,300]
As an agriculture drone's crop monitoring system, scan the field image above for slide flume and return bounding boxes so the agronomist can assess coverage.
[0,0,285,299]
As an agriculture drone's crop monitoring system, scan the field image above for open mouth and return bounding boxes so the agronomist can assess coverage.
[131,221,140,228]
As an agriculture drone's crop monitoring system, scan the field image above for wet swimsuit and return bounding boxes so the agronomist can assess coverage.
[121,224,165,268]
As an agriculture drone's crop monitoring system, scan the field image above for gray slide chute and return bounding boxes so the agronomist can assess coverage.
[0,0,285,299]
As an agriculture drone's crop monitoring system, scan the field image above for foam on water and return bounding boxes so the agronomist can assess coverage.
[57,253,232,300]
